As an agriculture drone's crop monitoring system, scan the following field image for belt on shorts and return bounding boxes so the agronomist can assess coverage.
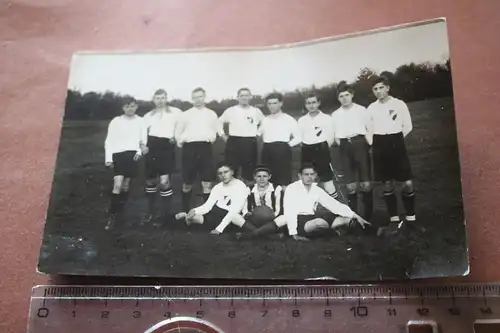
[339,135,364,143]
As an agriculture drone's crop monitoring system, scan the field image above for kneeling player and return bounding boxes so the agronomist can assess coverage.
[104,96,145,230]
[231,165,287,239]
[183,162,256,234]
[284,164,370,240]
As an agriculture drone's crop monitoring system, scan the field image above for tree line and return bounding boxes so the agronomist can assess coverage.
[64,60,453,120]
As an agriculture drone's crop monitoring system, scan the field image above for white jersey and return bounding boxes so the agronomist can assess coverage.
[219,105,264,137]
[367,97,413,136]
[283,180,354,236]
[143,107,182,139]
[259,112,301,147]
[298,111,334,145]
[175,106,224,144]
[331,103,370,139]
[194,178,249,225]
[104,115,146,163]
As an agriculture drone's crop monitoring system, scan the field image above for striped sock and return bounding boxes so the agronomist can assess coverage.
[160,187,173,219]
[145,185,157,215]
[402,190,416,220]
[383,190,399,222]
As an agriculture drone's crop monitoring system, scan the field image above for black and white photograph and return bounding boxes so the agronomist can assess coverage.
[38,18,468,280]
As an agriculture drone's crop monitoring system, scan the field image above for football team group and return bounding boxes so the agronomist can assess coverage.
[103,76,420,241]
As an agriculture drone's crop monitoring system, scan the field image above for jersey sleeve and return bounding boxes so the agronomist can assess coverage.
[274,185,284,216]
[288,117,302,147]
[104,118,117,163]
[317,188,355,218]
[212,110,225,138]
[398,100,413,137]
[220,184,249,224]
[193,185,218,215]
[174,111,186,144]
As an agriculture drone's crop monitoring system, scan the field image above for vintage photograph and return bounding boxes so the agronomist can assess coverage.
[38,18,468,280]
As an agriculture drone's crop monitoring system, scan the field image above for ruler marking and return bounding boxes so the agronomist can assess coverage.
[294,290,298,307]
[42,288,47,307]
[420,291,424,305]
[135,299,139,307]
[104,299,108,307]
[389,291,392,305]
[357,292,361,306]
[451,290,456,306]
[483,289,488,306]
[326,288,330,306]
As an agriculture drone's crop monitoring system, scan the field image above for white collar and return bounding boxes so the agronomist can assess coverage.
[251,183,275,194]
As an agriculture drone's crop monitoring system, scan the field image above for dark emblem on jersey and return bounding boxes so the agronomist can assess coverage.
[223,195,231,206]
[247,116,254,124]
[314,126,323,137]
[389,109,397,121]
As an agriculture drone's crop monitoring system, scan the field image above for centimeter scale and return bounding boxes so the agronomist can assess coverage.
[28,284,500,332]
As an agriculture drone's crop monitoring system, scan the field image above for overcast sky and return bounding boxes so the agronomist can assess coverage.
[68,20,450,101]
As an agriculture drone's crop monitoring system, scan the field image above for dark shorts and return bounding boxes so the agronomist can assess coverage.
[339,135,372,183]
[112,150,138,178]
[145,136,176,179]
[225,136,257,181]
[372,132,412,182]
[182,142,214,184]
[301,141,333,182]
[297,212,336,236]
[261,142,292,186]
[203,206,228,230]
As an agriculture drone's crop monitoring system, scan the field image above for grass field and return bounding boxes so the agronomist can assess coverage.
[38,97,468,280]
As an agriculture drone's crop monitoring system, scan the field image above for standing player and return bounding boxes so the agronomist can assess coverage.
[141,89,182,225]
[284,164,370,240]
[298,92,339,199]
[331,84,373,222]
[219,88,264,185]
[104,96,146,230]
[175,87,225,213]
[182,162,256,234]
[367,76,416,232]
[259,92,301,187]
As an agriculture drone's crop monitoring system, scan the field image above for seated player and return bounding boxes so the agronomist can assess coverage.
[103,96,146,230]
[182,162,257,234]
[284,163,370,240]
[230,165,287,239]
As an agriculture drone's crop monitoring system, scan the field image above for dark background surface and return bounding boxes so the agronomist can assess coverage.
[1,1,500,332]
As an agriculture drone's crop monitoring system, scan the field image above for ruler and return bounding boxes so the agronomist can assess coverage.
[28,284,500,332]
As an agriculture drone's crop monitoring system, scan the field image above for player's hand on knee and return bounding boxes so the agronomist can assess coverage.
[292,235,309,242]
[140,144,149,155]
[210,229,222,235]
[221,135,229,142]
[105,161,113,168]
[353,213,371,229]
[133,153,142,161]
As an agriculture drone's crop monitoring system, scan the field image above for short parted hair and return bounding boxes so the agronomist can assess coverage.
[237,87,251,96]
[216,161,235,173]
[265,92,284,102]
[153,89,167,96]
[298,163,317,174]
[304,92,320,102]
[254,165,272,176]
[192,87,206,95]
[336,83,354,97]
[372,75,390,88]
[122,95,137,106]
